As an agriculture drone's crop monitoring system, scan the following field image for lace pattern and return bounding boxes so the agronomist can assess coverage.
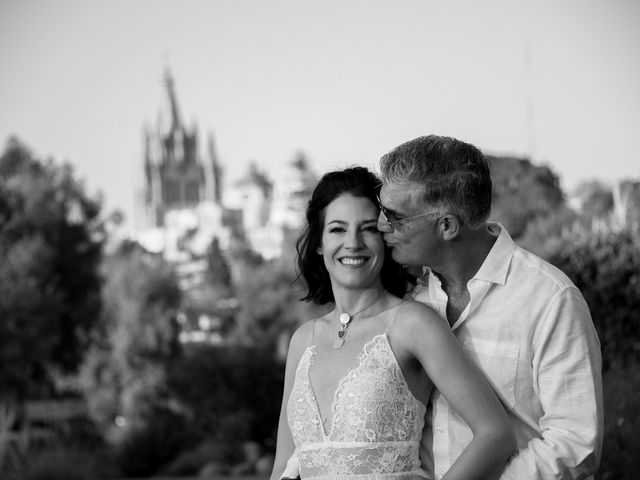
[287,334,426,479]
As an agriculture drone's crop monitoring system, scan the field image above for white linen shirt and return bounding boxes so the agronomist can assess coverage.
[414,223,603,480]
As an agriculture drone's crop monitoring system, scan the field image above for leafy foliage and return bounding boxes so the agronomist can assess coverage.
[229,257,299,348]
[517,207,582,252]
[488,155,564,238]
[162,440,225,476]
[597,365,640,480]
[0,137,103,399]
[573,180,614,218]
[167,344,284,451]
[79,241,182,431]
[2,445,104,480]
[206,237,232,287]
[115,407,198,477]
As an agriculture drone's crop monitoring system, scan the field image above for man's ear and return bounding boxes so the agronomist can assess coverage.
[437,214,462,241]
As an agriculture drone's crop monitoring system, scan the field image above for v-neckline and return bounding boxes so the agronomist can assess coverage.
[305,333,387,439]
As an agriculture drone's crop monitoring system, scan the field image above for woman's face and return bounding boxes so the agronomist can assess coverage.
[317,193,385,291]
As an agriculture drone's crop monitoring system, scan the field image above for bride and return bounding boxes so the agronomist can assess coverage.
[271,167,515,480]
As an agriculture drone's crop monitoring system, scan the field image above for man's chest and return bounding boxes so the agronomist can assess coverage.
[444,291,470,326]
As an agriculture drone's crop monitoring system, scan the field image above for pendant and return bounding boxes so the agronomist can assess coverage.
[333,337,345,349]
[339,313,351,324]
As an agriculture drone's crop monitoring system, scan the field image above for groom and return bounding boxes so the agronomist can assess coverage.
[376,134,603,479]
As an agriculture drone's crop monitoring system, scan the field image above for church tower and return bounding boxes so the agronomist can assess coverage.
[134,68,229,265]
[140,68,222,228]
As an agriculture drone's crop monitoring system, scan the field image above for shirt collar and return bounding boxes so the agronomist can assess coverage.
[472,222,515,286]
[419,222,515,287]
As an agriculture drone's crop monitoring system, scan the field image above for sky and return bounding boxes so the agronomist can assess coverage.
[1,0,639,225]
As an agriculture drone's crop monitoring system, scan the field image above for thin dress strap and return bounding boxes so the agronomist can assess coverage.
[384,299,410,334]
[308,317,318,347]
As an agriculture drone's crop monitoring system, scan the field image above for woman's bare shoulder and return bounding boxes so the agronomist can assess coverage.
[288,314,328,357]
[389,300,452,345]
[387,300,460,368]
[396,299,445,327]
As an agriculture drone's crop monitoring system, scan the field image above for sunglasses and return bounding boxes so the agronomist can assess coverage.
[376,193,439,227]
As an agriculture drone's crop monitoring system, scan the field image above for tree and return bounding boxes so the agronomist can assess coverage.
[230,260,299,348]
[167,344,284,449]
[80,241,182,431]
[572,180,614,218]
[0,137,103,399]
[488,155,565,238]
[206,237,232,288]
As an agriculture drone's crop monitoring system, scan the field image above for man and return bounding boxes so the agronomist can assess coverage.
[377,135,603,480]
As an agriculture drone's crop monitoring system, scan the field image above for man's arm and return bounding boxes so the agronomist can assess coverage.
[500,287,603,480]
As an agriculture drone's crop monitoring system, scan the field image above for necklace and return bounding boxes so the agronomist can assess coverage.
[334,290,387,349]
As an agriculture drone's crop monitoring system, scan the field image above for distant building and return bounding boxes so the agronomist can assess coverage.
[130,69,318,346]
[224,153,317,260]
[270,152,318,230]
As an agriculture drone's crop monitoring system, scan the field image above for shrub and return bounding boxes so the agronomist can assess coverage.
[59,416,107,451]
[167,345,284,450]
[162,438,245,476]
[115,407,199,477]
[162,440,219,475]
[2,445,110,480]
[597,365,640,479]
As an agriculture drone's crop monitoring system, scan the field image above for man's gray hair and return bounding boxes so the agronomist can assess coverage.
[380,135,492,229]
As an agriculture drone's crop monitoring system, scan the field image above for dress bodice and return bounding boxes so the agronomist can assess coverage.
[287,333,427,479]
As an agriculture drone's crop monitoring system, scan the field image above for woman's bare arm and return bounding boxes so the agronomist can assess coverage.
[393,302,516,480]
[270,322,312,480]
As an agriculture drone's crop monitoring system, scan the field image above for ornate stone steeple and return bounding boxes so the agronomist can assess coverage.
[139,68,223,227]
[163,67,182,135]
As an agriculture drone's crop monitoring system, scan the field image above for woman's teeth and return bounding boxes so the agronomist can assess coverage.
[340,257,366,266]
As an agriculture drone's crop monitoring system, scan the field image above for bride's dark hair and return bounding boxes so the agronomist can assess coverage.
[295,166,415,304]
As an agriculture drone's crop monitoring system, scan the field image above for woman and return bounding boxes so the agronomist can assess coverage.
[271,167,515,480]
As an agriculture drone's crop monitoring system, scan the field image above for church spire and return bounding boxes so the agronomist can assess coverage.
[163,66,182,132]
[207,133,223,204]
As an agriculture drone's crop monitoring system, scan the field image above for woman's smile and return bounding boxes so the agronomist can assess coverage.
[338,256,369,267]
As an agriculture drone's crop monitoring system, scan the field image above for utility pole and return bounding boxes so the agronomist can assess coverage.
[524,43,537,162]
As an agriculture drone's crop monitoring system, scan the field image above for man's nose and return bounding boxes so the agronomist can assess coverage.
[377,212,392,233]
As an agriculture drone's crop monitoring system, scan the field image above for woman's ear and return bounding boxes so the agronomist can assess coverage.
[438,214,462,241]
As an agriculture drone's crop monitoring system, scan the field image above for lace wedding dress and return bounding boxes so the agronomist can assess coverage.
[287,333,428,479]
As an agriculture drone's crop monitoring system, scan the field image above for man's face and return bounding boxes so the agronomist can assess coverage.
[377,182,440,267]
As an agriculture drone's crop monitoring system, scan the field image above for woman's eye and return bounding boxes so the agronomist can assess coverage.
[328,227,345,233]
[363,226,379,233]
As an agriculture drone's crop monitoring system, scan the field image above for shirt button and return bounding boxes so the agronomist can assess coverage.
[437,427,444,434]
